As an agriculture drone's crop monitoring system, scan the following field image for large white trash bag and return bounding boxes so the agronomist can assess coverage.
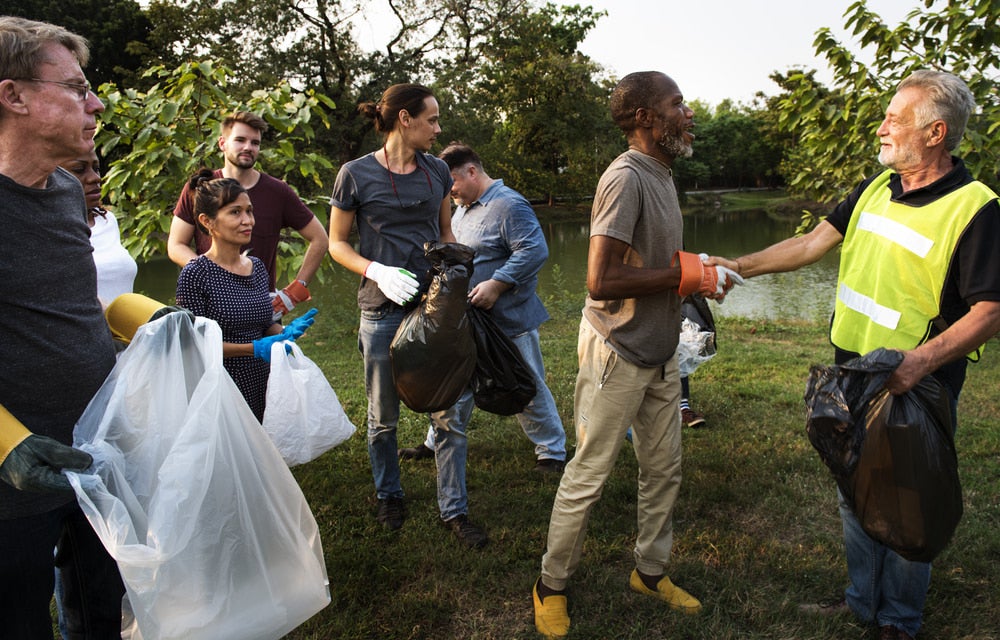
[262,341,356,466]
[67,313,330,640]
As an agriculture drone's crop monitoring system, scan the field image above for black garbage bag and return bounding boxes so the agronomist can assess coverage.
[804,347,962,563]
[467,306,536,415]
[390,242,477,413]
[804,349,902,485]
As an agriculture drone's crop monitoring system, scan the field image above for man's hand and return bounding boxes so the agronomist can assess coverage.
[468,279,511,310]
[272,279,312,320]
[673,251,744,299]
[0,434,92,493]
[885,350,933,395]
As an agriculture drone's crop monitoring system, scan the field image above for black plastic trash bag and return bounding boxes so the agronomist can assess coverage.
[804,349,902,484]
[467,306,536,415]
[804,347,962,563]
[391,242,477,413]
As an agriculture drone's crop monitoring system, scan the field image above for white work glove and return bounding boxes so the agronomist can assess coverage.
[700,253,744,297]
[365,261,419,306]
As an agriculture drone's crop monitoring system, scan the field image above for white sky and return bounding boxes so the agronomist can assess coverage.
[548,0,920,105]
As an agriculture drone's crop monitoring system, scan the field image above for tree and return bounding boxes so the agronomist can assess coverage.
[97,61,335,268]
[460,2,616,203]
[6,0,152,87]
[675,99,785,192]
[774,0,1000,215]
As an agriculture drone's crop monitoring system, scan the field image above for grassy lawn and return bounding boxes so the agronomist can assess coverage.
[281,286,1000,640]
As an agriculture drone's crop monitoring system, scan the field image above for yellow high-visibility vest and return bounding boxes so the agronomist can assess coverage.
[831,170,997,357]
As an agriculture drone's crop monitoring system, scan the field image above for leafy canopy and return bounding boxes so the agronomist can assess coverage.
[774,0,1000,216]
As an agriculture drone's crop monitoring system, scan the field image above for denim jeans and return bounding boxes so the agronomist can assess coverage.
[839,491,929,637]
[0,501,124,640]
[359,305,469,520]
[422,328,566,461]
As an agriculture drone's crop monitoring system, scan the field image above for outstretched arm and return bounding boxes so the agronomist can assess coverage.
[706,220,843,279]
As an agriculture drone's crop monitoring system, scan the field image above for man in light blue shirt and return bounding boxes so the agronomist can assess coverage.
[399,142,567,472]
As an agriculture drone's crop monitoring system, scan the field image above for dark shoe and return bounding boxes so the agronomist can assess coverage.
[534,458,565,474]
[681,407,706,428]
[442,514,489,549]
[798,596,849,616]
[879,626,898,640]
[398,443,434,460]
[376,496,407,530]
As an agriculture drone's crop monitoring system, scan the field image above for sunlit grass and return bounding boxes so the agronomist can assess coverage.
[284,289,1000,639]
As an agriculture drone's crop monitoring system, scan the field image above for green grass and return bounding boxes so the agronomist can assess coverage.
[281,293,1000,639]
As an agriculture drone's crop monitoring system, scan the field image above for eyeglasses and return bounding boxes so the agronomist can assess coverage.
[16,78,92,102]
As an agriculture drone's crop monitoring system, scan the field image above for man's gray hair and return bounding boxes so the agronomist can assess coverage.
[898,70,976,152]
[0,16,90,82]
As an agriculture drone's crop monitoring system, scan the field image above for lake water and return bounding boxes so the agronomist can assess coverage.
[134,207,840,322]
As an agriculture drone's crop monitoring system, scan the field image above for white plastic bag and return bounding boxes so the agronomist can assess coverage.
[262,341,356,466]
[67,313,330,640]
[677,316,716,377]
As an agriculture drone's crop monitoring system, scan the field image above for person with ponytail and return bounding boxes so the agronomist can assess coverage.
[328,83,487,547]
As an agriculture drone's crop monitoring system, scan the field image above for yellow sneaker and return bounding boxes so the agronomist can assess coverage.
[533,578,569,638]
[628,569,702,614]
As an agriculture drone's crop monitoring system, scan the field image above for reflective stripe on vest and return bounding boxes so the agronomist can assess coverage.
[830,170,997,355]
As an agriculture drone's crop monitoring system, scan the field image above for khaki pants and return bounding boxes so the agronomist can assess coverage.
[541,319,683,590]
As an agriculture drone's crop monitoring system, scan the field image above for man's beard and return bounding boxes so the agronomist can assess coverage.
[230,152,257,169]
[878,141,919,172]
[659,130,693,159]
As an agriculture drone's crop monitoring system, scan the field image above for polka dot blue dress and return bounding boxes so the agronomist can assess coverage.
[176,255,273,421]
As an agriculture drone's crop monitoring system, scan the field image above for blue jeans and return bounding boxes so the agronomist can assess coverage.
[839,491,929,637]
[423,328,566,461]
[0,501,124,640]
[359,306,469,520]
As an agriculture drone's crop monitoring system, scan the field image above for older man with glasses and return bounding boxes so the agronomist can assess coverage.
[0,16,126,638]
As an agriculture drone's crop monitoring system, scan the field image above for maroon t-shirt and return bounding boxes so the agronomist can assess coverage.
[173,170,316,290]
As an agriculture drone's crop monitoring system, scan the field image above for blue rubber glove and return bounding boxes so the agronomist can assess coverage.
[252,333,291,363]
[281,308,318,341]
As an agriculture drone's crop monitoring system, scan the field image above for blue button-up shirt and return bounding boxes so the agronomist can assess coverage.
[452,179,550,337]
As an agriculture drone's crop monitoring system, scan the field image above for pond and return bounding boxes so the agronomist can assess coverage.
[134,207,840,323]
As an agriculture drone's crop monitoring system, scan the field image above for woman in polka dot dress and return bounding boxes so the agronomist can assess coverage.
[176,170,289,422]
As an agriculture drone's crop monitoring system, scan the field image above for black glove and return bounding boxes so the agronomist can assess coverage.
[0,434,92,492]
[149,305,195,323]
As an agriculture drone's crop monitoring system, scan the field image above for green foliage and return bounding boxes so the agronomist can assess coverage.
[460,3,618,203]
[773,0,1000,229]
[6,0,151,87]
[97,60,335,261]
[676,100,785,191]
